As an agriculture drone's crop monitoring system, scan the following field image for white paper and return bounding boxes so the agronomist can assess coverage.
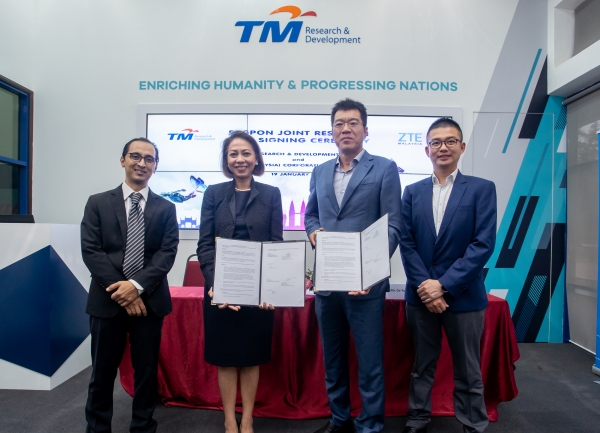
[314,231,362,291]
[386,283,406,299]
[361,214,391,290]
[213,238,262,306]
[260,241,306,307]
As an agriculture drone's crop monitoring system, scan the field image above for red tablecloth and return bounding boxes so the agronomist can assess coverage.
[120,288,519,421]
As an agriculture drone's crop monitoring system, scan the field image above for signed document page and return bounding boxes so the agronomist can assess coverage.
[213,238,262,306]
[360,214,390,290]
[260,241,306,307]
[314,231,362,292]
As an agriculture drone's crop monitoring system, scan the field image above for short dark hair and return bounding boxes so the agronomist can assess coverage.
[426,118,463,143]
[122,137,159,162]
[331,98,367,127]
[221,130,265,179]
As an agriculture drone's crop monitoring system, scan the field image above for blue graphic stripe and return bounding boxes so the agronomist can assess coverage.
[516,299,534,339]
[507,142,549,250]
[528,275,546,305]
[516,275,547,340]
[502,48,542,153]
[508,196,530,250]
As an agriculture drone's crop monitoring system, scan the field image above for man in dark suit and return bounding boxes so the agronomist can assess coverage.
[399,118,497,433]
[81,137,179,433]
[305,99,402,433]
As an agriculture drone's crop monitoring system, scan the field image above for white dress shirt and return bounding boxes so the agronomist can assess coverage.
[432,168,458,235]
[122,182,149,294]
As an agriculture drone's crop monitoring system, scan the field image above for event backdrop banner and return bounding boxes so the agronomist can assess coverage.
[147,113,434,229]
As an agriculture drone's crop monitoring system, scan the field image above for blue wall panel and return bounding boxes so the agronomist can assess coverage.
[485,96,567,342]
[0,246,89,376]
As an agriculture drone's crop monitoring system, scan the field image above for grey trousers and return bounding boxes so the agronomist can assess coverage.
[405,304,488,433]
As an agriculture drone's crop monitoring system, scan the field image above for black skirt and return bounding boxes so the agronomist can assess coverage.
[203,289,274,367]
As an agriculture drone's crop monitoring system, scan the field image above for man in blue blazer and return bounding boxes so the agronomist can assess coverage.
[305,99,402,433]
[399,118,496,433]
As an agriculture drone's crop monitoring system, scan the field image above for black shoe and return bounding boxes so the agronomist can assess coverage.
[402,427,427,433]
[313,420,355,433]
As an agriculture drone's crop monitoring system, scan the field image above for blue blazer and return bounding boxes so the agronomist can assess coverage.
[304,150,402,299]
[399,171,496,312]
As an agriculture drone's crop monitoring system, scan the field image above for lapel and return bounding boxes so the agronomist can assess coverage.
[144,189,160,234]
[225,181,236,224]
[338,151,373,214]
[246,178,260,209]
[324,160,340,214]
[419,177,436,238]
[109,185,127,242]
[436,170,467,242]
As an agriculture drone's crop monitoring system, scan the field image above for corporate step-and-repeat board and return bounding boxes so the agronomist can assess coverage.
[147,114,439,230]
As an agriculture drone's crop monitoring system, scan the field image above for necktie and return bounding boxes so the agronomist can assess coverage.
[123,192,145,279]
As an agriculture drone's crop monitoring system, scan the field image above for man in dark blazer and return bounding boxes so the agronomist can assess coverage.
[399,118,496,433]
[305,99,402,433]
[81,138,179,433]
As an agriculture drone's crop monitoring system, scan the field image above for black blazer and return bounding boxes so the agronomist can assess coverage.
[197,180,284,288]
[81,185,179,318]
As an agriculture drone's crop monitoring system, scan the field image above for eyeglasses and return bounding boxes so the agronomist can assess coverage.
[333,120,363,129]
[126,152,157,165]
[427,138,461,148]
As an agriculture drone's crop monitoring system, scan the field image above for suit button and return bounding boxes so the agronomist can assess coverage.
[432,263,437,268]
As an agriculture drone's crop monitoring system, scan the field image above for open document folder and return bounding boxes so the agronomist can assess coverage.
[213,239,306,307]
[314,214,390,292]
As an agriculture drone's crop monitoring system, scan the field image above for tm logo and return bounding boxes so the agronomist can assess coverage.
[236,5,316,43]
[168,129,198,140]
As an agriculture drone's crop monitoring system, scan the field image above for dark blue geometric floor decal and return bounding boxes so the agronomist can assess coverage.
[0,246,89,376]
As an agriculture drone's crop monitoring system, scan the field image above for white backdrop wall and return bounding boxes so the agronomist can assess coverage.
[0,0,545,287]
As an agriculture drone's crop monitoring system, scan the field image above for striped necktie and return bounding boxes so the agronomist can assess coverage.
[123,192,145,279]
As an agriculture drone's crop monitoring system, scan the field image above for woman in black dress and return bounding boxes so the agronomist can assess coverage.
[197,130,283,433]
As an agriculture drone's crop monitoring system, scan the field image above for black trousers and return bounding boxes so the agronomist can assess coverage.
[406,304,488,433]
[85,308,163,433]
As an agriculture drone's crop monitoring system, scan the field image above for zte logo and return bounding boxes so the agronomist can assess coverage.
[168,129,198,140]
[236,5,316,43]
[398,133,422,143]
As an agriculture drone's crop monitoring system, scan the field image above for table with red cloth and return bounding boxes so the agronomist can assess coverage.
[120,287,519,422]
